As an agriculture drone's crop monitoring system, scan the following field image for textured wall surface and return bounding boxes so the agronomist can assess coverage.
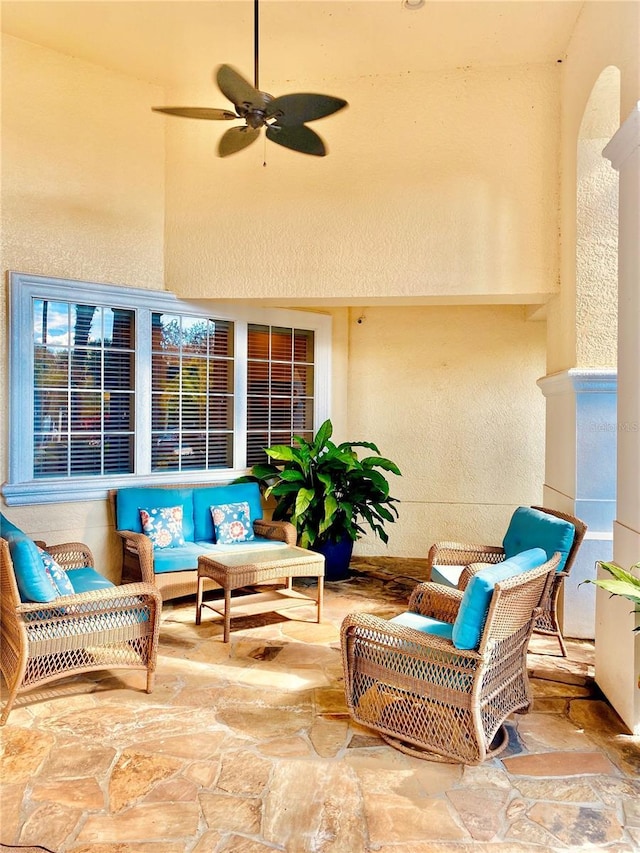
[163,65,560,305]
[344,305,546,557]
[0,36,165,577]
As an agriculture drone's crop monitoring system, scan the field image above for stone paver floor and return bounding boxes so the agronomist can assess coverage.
[1,556,639,852]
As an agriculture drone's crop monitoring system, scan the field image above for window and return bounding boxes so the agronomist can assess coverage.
[247,324,315,465]
[5,272,331,505]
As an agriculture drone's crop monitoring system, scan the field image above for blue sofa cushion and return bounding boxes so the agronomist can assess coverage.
[192,483,264,541]
[451,547,548,651]
[502,507,575,572]
[1,512,26,541]
[390,611,454,640]
[115,488,196,542]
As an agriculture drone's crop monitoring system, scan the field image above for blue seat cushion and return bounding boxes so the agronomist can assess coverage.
[67,567,115,593]
[430,564,465,589]
[502,507,575,572]
[390,611,454,640]
[451,547,548,651]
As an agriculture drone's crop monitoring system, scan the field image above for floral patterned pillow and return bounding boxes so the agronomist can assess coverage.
[37,546,75,597]
[139,506,185,549]
[210,502,255,545]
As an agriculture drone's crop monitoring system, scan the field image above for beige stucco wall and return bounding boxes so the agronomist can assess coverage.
[342,305,547,558]
[0,35,166,577]
[164,63,560,305]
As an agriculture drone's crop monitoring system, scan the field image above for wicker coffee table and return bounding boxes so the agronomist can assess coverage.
[196,546,325,642]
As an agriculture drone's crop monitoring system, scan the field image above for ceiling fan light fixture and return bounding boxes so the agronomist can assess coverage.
[152,0,347,158]
[403,0,425,9]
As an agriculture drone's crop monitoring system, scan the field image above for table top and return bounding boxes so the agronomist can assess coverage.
[198,545,324,571]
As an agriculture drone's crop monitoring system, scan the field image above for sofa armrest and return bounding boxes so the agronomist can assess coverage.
[253,518,297,546]
[114,529,156,584]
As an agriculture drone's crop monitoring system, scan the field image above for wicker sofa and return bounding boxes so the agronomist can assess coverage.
[110,482,296,601]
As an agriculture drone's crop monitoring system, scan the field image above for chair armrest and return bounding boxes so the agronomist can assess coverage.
[16,581,162,617]
[45,542,94,571]
[428,541,505,573]
[342,611,478,655]
[407,582,463,623]
[253,518,297,546]
[114,529,156,584]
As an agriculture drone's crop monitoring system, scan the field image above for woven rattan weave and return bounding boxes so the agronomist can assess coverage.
[426,506,587,656]
[0,538,161,725]
[196,546,324,642]
[341,555,559,765]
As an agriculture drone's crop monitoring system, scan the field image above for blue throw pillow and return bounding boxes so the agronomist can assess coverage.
[502,507,575,572]
[139,506,186,549]
[451,547,547,650]
[37,546,75,597]
[211,502,255,544]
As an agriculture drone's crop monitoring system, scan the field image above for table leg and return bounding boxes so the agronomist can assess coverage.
[223,586,231,643]
[317,576,324,623]
[196,574,203,625]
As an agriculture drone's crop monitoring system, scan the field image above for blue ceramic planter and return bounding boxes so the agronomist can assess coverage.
[311,536,354,581]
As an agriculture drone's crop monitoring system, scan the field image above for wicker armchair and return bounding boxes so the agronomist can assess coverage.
[341,555,559,765]
[427,506,587,656]
[1,538,161,725]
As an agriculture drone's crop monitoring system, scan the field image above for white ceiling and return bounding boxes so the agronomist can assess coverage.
[2,0,584,93]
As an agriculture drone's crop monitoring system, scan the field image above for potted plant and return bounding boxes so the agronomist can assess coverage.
[583,560,640,688]
[245,419,401,580]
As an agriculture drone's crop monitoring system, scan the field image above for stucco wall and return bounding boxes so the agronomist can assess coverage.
[164,64,560,305]
[0,35,166,577]
[342,305,547,558]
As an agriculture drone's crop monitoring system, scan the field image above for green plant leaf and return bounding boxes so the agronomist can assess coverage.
[266,445,301,462]
[585,578,640,605]
[294,487,314,517]
[312,419,333,452]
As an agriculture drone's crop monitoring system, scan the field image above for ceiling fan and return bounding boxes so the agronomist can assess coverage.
[152,0,348,158]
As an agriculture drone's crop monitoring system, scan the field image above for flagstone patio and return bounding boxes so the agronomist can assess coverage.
[1,556,639,852]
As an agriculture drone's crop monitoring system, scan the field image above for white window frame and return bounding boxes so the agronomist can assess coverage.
[4,271,331,506]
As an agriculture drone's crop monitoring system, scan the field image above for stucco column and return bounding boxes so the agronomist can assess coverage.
[602,103,640,734]
[537,370,616,640]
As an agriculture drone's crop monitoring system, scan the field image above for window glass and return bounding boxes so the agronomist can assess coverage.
[33,300,135,478]
[151,314,234,471]
[247,324,315,465]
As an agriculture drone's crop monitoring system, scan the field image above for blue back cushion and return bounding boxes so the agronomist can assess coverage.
[192,483,263,541]
[502,507,575,572]
[451,547,547,650]
[115,488,195,542]
[1,512,60,602]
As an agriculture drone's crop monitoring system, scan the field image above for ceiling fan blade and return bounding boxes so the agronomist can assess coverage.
[218,126,260,157]
[267,94,348,127]
[152,106,237,120]
[266,124,326,157]
[216,64,265,110]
